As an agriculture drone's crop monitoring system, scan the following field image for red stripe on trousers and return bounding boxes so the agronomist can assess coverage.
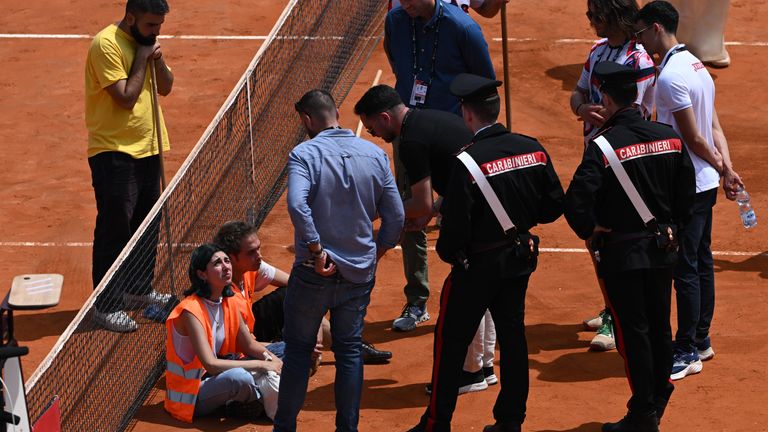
[426,273,454,432]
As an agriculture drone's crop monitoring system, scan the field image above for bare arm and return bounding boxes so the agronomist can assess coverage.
[672,107,723,172]
[153,53,174,96]
[403,177,433,218]
[236,319,283,373]
[711,108,743,199]
[270,267,290,287]
[182,311,280,376]
[104,43,159,110]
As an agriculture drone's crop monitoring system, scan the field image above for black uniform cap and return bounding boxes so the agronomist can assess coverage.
[593,61,644,87]
[450,73,502,103]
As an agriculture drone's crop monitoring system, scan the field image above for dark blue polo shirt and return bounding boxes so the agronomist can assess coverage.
[384,0,496,115]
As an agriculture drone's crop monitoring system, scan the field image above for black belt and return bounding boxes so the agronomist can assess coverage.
[468,236,523,255]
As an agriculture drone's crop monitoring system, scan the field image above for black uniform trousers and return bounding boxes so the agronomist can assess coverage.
[604,268,675,419]
[419,253,530,431]
[89,151,160,313]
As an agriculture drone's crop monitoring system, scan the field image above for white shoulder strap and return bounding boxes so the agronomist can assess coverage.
[456,151,516,233]
[593,135,656,226]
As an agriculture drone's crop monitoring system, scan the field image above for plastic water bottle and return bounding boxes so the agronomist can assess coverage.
[736,186,758,229]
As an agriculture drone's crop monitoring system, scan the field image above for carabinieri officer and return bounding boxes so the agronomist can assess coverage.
[408,73,564,432]
[564,62,696,432]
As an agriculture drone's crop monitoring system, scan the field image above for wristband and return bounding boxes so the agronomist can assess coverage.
[311,245,324,258]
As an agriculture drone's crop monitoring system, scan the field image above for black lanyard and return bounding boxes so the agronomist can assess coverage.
[411,2,444,85]
[660,44,687,69]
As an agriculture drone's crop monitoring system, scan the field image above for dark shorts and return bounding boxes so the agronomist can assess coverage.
[252,286,287,342]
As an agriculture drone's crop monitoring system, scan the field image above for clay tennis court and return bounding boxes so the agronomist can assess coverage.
[1,0,766,430]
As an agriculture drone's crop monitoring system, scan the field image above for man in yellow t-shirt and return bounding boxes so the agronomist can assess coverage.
[85,0,174,332]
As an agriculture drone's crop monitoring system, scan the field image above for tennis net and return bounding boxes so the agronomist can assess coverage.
[24,1,386,429]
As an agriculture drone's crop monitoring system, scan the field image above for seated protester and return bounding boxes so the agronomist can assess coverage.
[164,243,282,423]
[213,221,393,365]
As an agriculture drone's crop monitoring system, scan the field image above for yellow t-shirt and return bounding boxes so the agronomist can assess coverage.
[85,24,170,159]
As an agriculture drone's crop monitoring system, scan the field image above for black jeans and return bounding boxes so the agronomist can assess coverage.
[674,188,717,352]
[89,152,160,313]
[418,266,530,431]
[605,268,675,418]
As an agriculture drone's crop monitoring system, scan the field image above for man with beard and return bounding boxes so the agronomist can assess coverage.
[85,0,174,332]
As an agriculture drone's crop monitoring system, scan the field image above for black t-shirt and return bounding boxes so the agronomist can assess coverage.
[399,109,474,196]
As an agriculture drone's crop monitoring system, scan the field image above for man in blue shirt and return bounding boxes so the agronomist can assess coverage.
[385,0,496,114]
[384,0,496,333]
[273,90,404,432]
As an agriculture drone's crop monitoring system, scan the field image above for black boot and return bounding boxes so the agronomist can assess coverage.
[362,340,392,364]
[602,411,659,432]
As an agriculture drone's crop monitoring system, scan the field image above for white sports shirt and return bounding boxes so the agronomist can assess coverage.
[655,44,720,193]
[577,38,656,143]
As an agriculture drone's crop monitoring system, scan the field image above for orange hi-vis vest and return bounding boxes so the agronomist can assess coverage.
[231,277,256,331]
[164,295,240,423]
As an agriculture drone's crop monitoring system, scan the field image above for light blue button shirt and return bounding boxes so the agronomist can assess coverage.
[287,128,404,284]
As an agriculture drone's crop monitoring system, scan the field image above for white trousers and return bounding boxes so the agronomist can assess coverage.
[463,310,497,372]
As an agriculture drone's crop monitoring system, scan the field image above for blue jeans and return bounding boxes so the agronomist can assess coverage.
[674,188,717,353]
[195,368,259,416]
[273,265,373,432]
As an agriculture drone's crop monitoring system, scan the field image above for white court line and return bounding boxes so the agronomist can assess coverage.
[0,34,342,40]
[0,241,764,257]
[2,34,768,46]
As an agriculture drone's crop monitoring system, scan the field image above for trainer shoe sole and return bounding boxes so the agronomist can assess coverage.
[590,333,616,351]
[698,347,715,361]
[483,366,498,385]
[583,316,603,331]
[392,311,430,332]
[458,380,488,394]
[670,360,703,381]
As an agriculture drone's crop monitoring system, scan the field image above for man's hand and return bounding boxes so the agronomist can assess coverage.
[262,357,283,375]
[404,214,433,232]
[136,42,162,63]
[577,103,606,127]
[722,167,744,201]
[314,251,337,276]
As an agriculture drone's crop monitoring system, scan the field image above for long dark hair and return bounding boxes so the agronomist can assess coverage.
[589,0,640,39]
[185,243,234,298]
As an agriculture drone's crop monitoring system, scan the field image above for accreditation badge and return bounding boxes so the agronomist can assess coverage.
[410,78,429,106]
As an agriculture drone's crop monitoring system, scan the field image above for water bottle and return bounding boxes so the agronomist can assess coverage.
[735,186,758,229]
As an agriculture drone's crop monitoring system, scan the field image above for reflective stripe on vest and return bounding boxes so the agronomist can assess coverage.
[166,360,204,380]
[166,389,197,405]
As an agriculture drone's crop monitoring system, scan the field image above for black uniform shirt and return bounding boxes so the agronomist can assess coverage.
[437,123,564,268]
[564,108,696,272]
[399,109,474,196]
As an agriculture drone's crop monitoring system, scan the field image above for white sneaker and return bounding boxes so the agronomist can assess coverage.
[583,309,606,330]
[93,310,138,333]
[697,346,715,361]
[589,314,616,351]
[123,290,172,308]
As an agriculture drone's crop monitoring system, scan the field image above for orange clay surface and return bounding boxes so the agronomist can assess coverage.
[1,1,767,431]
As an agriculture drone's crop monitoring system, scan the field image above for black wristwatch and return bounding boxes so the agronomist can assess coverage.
[311,244,324,258]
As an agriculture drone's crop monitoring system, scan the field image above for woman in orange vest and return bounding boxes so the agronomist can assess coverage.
[165,243,282,423]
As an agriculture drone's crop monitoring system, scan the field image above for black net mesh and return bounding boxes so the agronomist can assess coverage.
[25,1,386,429]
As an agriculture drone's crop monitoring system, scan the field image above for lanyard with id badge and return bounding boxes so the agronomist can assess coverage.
[409,3,443,107]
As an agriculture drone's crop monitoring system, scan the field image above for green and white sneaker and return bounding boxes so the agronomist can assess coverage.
[590,311,616,351]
